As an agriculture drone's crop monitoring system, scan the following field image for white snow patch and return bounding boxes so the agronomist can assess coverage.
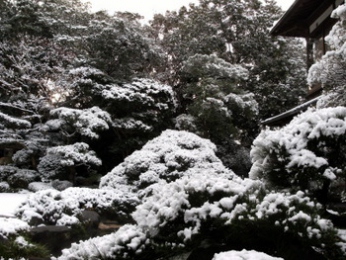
[212,250,284,260]
[0,218,30,239]
[0,193,28,217]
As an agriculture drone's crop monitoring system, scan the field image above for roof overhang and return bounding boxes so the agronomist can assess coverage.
[271,0,344,38]
[261,97,320,127]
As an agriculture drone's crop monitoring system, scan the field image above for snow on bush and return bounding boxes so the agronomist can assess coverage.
[19,130,229,226]
[212,250,283,260]
[0,218,29,239]
[36,154,66,180]
[16,187,139,226]
[250,107,346,195]
[56,224,148,260]
[100,129,233,191]
[101,78,177,135]
[225,93,259,117]
[0,111,31,129]
[0,181,10,192]
[37,142,101,180]
[0,166,18,181]
[45,142,101,168]
[50,106,111,139]
[102,78,177,114]
[182,54,249,81]
[57,173,342,259]
[175,114,198,133]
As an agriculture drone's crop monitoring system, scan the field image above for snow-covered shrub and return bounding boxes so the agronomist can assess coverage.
[12,135,48,169]
[0,166,40,190]
[20,130,231,226]
[50,106,111,140]
[36,154,66,180]
[212,250,283,260]
[0,218,29,239]
[60,70,178,168]
[12,148,37,168]
[0,181,10,192]
[101,78,177,156]
[175,114,198,133]
[0,111,31,130]
[57,224,148,260]
[224,92,259,142]
[0,166,18,182]
[16,187,139,226]
[250,107,346,203]
[216,141,252,178]
[101,78,177,116]
[57,174,344,260]
[182,54,249,82]
[177,54,258,175]
[0,233,49,259]
[37,142,101,181]
[308,4,346,107]
[7,169,40,189]
[100,129,232,191]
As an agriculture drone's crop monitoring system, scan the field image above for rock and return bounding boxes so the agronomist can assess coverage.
[51,180,73,191]
[79,210,100,228]
[79,210,101,237]
[28,182,54,192]
[30,226,72,255]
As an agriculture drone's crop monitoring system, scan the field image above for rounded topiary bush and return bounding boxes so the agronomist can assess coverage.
[100,129,233,192]
[37,142,101,182]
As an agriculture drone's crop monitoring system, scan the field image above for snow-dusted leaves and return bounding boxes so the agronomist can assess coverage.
[56,174,342,259]
[100,129,233,191]
[0,111,31,129]
[308,3,346,107]
[37,142,101,180]
[0,218,29,240]
[101,78,177,116]
[250,107,346,193]
[16,187,138,226]
[50,106,111,139]
[182,54,249,81]
[43,142,101,168]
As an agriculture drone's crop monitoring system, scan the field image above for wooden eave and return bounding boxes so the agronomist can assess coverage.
[261,97,320,127]
[271,0,343,38]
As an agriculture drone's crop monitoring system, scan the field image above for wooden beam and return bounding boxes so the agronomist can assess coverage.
[306,37,314,70]
[309,0,344,35]
[309,5,334,34]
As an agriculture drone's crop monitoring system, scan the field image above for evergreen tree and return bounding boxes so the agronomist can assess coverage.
[150,0,306,120]
[308,4,346,108]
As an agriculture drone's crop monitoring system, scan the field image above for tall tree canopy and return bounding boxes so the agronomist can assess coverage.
[149,0,306,120]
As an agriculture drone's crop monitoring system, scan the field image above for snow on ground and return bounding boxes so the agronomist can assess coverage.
[0,193,30,239]
[0,193,28,217]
